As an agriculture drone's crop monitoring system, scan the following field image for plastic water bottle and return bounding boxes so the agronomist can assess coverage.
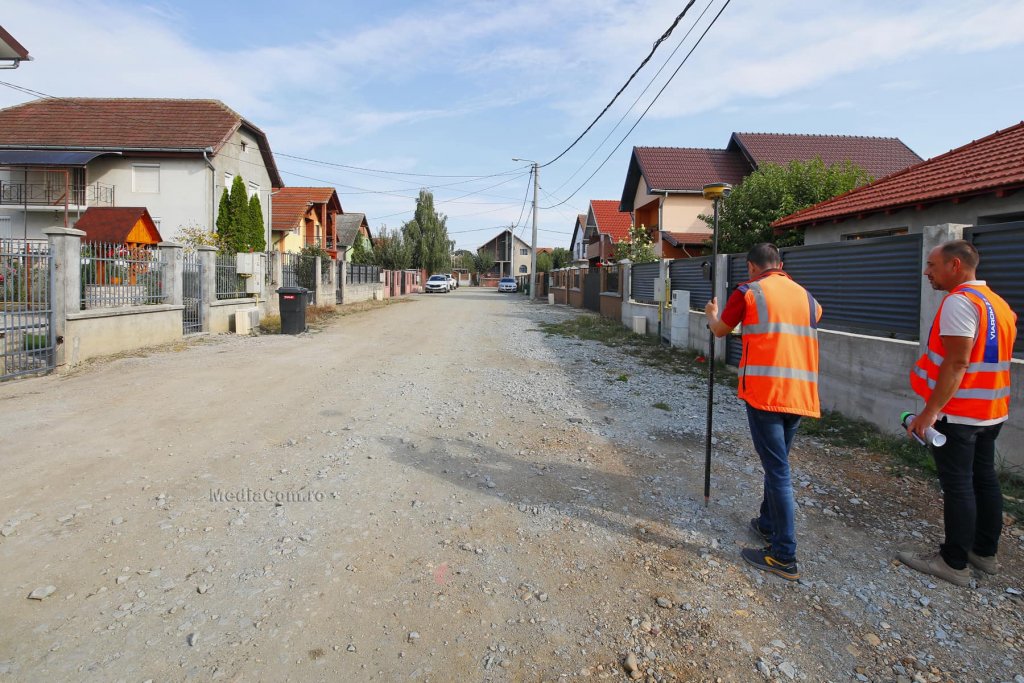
[900,412,947,447]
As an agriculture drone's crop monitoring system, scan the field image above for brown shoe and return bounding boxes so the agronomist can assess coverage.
[967,551,999,575]
[896,550,970,587]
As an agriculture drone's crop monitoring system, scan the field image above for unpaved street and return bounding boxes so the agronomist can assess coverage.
[1,290,1023,682]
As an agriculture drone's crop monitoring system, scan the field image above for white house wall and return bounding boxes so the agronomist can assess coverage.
[212,128,274,247]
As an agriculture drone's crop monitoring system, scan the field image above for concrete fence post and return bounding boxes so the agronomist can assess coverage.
[158,242,184,307]
[197,246,217,332]
[339,259,347,304]
[314,257,324,306]
[272,251,283,289]
[258,252,269,299]
[43,226,85,368]
[918,223,968,350]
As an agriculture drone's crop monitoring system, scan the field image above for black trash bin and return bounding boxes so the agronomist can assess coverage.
[277,287,309,334]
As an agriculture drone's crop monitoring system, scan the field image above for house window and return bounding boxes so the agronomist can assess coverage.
[224,172,234,191]
[240,141,248,155]
[520,248,528,256]
[519,265,527,273]
[248,182,259,199]
[132,164,160,193]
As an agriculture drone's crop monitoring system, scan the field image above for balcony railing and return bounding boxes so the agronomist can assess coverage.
[0,182,115,207]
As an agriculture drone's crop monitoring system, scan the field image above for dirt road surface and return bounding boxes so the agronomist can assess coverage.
[1,289,1022,682]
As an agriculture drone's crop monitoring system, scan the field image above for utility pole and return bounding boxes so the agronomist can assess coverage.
[512,158,539,298]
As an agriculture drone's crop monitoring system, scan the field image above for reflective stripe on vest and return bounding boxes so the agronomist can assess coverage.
[742,281,819,338]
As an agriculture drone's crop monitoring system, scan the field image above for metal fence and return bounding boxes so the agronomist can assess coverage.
[282,252,299,287]
[603,265,620,294]
[669,258,712,310]
[967,221,1024,357]
[1,239,54,380]
[347,264,380,284]
[778,234,922,339]
[215,252,246,300]
[80,241,165,309]
[182,250,203,334]
[630,261,659,303]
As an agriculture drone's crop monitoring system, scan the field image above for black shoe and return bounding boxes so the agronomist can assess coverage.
[749,518,771,543]
[741,547,800,581]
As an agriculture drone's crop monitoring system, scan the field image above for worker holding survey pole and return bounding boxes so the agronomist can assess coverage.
[705,242,822,581]
[898,240,1017,586]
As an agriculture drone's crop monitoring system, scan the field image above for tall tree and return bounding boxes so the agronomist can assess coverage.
[536,251,553,273]
[402,190,450,273]
[246,194,266,252]
[226,175,251,252]
[702,158,872,253]
[215,188,232,243]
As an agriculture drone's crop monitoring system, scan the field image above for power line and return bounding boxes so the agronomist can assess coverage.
[546,0,716,197]
[541,1,696,168]
[541,0,732,210]
[275,150,527,180]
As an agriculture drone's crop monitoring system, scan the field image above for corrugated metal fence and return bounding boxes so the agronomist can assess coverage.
[967,221,1024,357]
[630,262,659,304]
[778,234,922,339]
[669,258,712,310]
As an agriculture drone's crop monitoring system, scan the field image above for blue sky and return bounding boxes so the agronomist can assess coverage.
[3,0,1024,250]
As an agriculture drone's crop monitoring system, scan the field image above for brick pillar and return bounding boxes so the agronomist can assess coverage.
[42,226,85,368]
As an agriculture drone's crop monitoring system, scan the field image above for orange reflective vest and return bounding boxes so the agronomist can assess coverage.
[911,283,1017,421]
[737,271,822,417]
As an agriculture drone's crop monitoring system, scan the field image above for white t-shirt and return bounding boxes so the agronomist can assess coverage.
[937,280,1005,426]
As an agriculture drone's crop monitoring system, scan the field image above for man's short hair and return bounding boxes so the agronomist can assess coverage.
[939,240,980,270]
[747,243,782,269]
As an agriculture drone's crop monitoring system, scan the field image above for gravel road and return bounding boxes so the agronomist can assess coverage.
[1,289,1022,682]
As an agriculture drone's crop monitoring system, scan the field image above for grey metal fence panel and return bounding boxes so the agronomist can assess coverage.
[1,239,54,380]
[347,264,381,285]
[282,253,299,288]
[80,241,165,309]
[777,234,922,339]
[182,251,202,334]
[669,258,712,309]
[967,222,1024,358]
[725,255,747,366]
[630,262,659,303]
[215,252,246,300]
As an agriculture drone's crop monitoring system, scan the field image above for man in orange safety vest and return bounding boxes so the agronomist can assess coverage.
[898,240,1017,586]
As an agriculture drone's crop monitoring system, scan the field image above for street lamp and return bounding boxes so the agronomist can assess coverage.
[700,182,731,507]
[512,158,539,298]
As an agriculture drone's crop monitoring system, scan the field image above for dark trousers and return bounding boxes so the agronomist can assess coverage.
[932,419,1004,569]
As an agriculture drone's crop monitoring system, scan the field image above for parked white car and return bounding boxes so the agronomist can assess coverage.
[446,273,458,290]
[425,274,450,293]
[498,277,517,293]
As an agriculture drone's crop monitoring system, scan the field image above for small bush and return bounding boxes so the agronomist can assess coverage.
[259,314,281,334]
[653,402,671,411]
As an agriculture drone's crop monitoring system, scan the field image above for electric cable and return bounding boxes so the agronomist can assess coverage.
[541,0,732,210]
[540,1,696,168]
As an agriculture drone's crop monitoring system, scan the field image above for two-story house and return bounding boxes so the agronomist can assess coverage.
[619,132,922,258]
[568,200,633,266]
[270,187,342,257]
[0,98,283,242]
[336,213,373,262]
[478,228,531,278]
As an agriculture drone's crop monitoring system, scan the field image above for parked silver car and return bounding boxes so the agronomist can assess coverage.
[498,277,517,293]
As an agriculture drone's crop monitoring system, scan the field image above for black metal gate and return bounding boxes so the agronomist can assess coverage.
[583,269,601,311]
[182,250,203,334]
[1,239,54,380]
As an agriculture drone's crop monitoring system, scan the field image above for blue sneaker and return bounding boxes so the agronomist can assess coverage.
[741,547,799,581]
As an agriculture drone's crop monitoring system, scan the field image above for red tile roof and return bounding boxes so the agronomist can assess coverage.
[774,122,1024,230]
[731,133,922,180]
[0,98,283,186]
[271,187,339,232]
[663,230,711,246]
[635,147,750,192]
[590,199,633,242]
[0,25,30,61]
[74,207,162,243]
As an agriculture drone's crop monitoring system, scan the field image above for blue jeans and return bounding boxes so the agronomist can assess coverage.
[746,403,801,562]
